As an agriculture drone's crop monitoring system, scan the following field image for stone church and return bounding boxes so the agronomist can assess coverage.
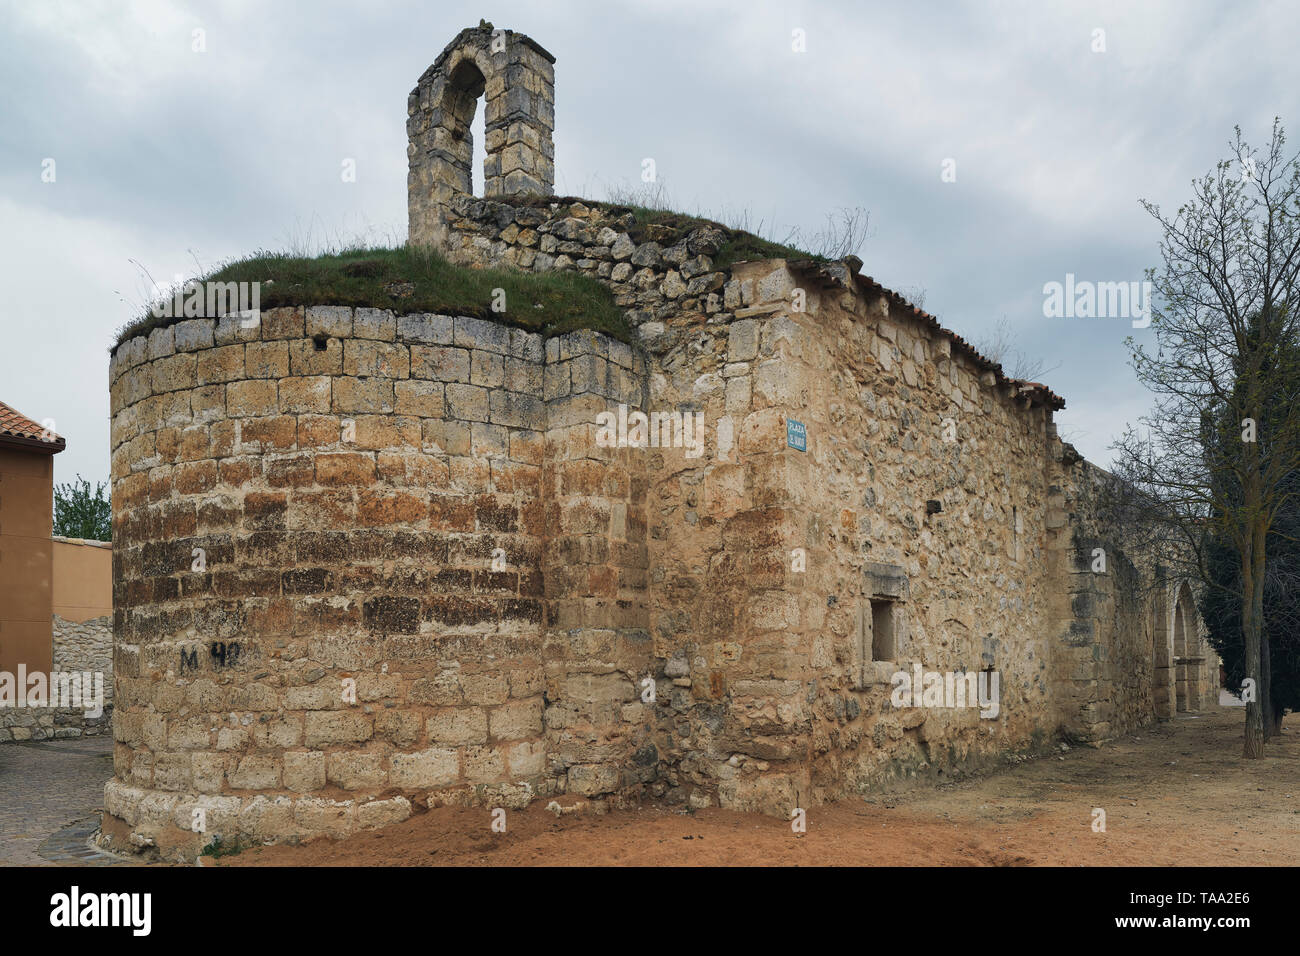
[101,25,1220,858]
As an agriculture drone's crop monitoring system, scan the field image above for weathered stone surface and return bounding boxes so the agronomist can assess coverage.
[389,748,458,789]
[306,306,353,339]
[611,234,635,260]
[411,346,469,382]
[174,320,215,352]
[398,313,453,345]
[354,308,397,341]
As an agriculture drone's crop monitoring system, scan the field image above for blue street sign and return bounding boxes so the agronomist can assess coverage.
[786,418,807,452]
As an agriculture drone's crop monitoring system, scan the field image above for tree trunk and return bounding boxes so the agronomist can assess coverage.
[1241,517,1267,758]
[1262,622,1274,740]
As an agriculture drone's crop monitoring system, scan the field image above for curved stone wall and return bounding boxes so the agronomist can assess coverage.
[103,307,650,859]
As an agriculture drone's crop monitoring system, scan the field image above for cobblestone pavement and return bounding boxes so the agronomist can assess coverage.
[0,736,127,866]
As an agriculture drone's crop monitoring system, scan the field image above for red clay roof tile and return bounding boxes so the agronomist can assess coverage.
[0,398,66,449]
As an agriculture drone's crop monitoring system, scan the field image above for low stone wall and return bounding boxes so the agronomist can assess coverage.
[0,613,113,742]
[437,195,734,354]
[54,613,115,684]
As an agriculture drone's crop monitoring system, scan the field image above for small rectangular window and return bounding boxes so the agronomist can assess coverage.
[858,566,907,688]
[871,599,896,662]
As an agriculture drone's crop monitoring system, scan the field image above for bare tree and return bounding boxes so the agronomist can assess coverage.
[799,207,871,260]
[897,285,927,311]
[1110,120,1300,757]
[970,316,1059,382]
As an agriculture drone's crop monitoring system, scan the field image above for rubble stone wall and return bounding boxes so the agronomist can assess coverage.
[754,265,1060,802]
[0,614,112,742]
[1045,463,1221,740]
[632,257,1066,812]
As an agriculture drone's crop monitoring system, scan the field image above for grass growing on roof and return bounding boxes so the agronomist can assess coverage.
[513,194,829,270]
[712,232,828,271]
[612,204,826,270]
[114,244,631,348]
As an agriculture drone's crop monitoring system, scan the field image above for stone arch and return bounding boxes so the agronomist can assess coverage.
[1151,585,1174,718]
[1172,580,1202,712]
[440,56,488,198]
[407,25,555,247]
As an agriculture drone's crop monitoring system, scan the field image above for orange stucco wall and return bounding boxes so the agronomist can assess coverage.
[52,538,112,622]
[0,447,54,674]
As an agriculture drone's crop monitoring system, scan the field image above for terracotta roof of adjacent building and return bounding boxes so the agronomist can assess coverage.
[0,399,66,452]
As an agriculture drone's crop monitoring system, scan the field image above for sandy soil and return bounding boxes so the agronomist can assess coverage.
[222,707,1300,866]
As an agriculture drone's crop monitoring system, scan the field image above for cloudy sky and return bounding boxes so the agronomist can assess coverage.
[3,0,1298,486]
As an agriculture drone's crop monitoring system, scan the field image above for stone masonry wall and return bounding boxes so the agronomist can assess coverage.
[638,262,819,813]
[103,258,1217,854]
[103,307,646,859]
[104,269,1216,853]
[0,613,113,742]
[540,334,655,800]
[628,257,1065,813]
[103,254,1218,855]
[625,254,1216,813]
[1044,461,1221,740]
[408,26,556,248]
[760,264,1061,802]
[433,195,732,357]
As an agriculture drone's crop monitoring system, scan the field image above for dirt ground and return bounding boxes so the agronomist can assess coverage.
[222,707,1300,866]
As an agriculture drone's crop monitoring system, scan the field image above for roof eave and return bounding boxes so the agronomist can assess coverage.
[0,434,66,455]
